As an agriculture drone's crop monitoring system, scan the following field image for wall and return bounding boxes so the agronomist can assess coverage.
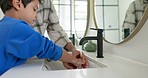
[104,19,148,65]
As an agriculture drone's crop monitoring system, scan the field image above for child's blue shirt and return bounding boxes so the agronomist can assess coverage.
[0,16,63,75]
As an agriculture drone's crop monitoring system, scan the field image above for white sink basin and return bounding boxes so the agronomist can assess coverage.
[42,55,107,71]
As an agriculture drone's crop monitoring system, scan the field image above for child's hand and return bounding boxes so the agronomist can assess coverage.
[63,62,77,69]
[72,49,89,68]
[80,52,89,68]
[71,58,84,68]
[62,57,84,69]
[60,49,88,69]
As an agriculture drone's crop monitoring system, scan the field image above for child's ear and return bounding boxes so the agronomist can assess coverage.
[12,0,22,10]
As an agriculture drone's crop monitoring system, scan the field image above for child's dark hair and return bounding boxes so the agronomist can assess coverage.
[0,0,40,13]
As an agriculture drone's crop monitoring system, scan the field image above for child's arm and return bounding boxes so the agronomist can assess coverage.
[6,22,83,68]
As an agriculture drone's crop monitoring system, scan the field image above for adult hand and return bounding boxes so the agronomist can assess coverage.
[71,49,89,68]
[62,56,84,69]
[59,49,84,69]
[63,42,89,68]
[62,53,83,69]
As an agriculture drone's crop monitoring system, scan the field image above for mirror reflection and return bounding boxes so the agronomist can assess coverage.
[94,0,148,43]
[122,0,148,39]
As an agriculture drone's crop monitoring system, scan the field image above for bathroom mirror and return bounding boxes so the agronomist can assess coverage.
[94,0,148,44]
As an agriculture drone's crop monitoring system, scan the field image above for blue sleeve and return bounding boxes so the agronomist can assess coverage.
[6,21,63,61]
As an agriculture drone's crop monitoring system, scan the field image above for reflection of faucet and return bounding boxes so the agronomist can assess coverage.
[79,28,104,58]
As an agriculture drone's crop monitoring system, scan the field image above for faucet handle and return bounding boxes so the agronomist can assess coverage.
[90,28,98,30]
[90,28,103,33]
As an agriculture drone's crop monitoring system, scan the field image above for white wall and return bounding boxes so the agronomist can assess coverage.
[104,19,148,65]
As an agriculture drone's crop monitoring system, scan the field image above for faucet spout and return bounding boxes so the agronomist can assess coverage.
[79,28,104,58]
[79,36,97,45]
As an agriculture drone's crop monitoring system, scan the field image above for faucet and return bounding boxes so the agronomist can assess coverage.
[79,28,104,58]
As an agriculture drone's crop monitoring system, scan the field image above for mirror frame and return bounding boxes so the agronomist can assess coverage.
[93,1,148,44]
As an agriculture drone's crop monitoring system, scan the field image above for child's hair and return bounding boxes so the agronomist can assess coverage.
[0,0,40,13]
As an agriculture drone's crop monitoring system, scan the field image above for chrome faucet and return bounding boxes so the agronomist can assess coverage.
[79,28,104,58]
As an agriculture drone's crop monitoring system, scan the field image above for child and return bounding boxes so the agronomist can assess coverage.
[0,0,83,75]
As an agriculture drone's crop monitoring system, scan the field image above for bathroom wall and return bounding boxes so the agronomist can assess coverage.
[104,20,148,65]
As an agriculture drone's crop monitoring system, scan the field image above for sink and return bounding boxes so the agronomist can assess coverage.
[42,55,107,71]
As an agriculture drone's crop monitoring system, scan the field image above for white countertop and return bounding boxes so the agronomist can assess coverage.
[1,48,148,78]
[85,52,148,78]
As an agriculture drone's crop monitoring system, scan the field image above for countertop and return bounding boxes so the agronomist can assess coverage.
[84,52,148,78]
[1,47,148,78]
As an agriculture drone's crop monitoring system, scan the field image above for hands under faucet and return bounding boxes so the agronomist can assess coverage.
[62,49,89,69]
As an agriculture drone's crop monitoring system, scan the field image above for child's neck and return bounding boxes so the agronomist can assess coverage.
[5,9,19,19]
